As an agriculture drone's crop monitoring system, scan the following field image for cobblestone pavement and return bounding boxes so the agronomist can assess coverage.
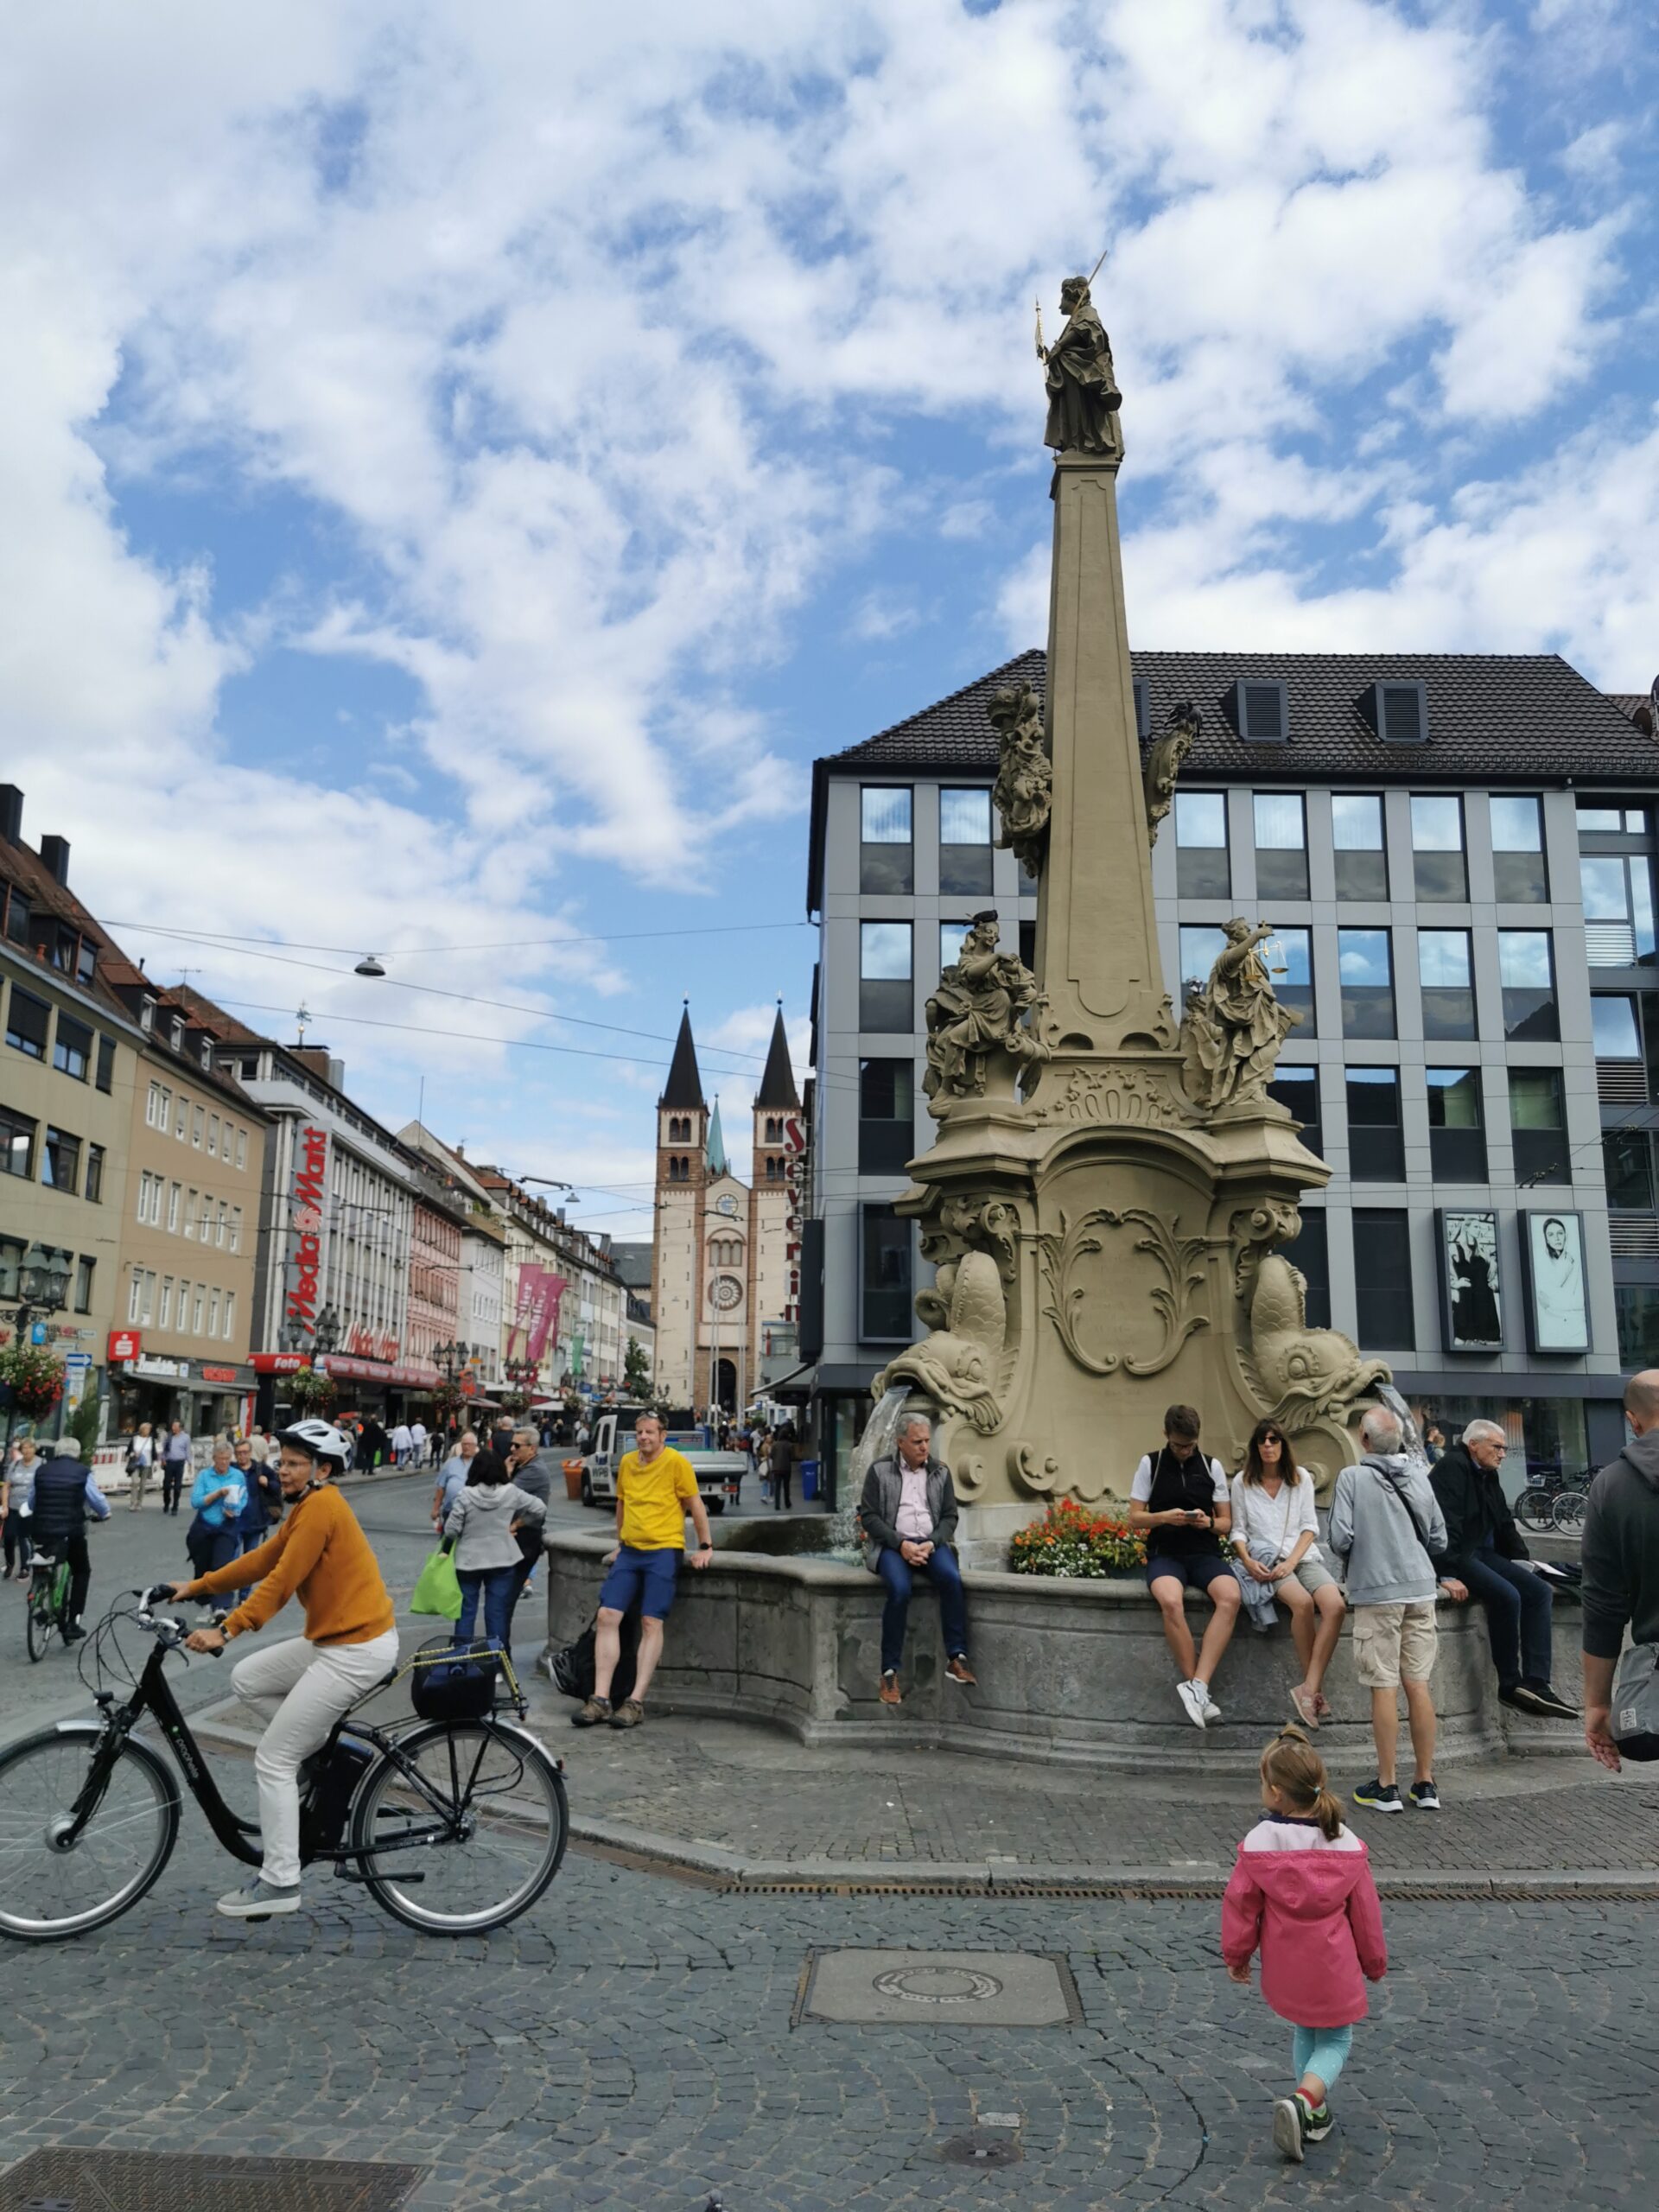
[0,1814,1653,2211]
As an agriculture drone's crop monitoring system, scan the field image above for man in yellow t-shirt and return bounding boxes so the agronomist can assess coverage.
[574,1412,715,1730]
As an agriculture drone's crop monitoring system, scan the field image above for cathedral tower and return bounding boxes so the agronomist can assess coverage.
[653,1002,709,1406]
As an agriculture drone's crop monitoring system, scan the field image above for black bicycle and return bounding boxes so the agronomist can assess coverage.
[0,1590,569,1942]
[1514,1468,1590,1535]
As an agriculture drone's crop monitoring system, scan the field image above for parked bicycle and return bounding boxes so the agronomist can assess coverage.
[24,1549,74,1662]
[0,1591,569,1942]
[1514,1468,1590,1535]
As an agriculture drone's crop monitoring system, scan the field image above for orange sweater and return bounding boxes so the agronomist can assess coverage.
[189,1484,396,1645]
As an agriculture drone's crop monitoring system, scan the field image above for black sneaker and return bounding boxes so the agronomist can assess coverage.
[1299,2094,1333,2144]
[1518,1681,1577,1720]
[1408,1777,1441,1810]
[1351,1777,1403,1813]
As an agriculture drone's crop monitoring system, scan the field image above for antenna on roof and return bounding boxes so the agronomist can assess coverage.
[296,1001,312,1043]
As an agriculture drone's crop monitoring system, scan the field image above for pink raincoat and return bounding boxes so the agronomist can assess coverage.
[1221,1827,1388,2028]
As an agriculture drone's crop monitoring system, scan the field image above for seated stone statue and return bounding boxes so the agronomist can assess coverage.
[924,911,1050,1114]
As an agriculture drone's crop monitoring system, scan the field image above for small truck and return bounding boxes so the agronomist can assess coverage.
[577,1405,747,1515]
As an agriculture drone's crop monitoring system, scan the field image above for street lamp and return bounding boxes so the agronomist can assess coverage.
[313,1306,341,1357]
[3,1243,73,1449]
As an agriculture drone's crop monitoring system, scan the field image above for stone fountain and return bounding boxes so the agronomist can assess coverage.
[874,273,1389,1553]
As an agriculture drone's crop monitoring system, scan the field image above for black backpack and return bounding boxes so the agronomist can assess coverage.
[550,1604,641,1702]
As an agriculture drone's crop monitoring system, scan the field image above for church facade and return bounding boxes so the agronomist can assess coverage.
[652,1002,801,1414]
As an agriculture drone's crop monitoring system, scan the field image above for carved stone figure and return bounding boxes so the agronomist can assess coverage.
[1039,276,1122,455]
[1247,1255,1391,1427]
[924,912,1051,1115]
[1144,701,1201,847]
[988,681,1052,872]
[1179,919,1301,1114]
[874,1249,1007,1435]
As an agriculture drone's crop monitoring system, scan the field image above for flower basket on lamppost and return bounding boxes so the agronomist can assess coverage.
[499,1357,537,1419]
[430,1340,469,1444]
[287,1363,338,1416]
[1,1243,73,1447]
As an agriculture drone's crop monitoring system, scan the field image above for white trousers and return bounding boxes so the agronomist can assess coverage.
[231,1629,401,1887]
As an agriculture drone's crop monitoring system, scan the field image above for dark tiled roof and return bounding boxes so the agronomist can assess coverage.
[827,650,1657,781]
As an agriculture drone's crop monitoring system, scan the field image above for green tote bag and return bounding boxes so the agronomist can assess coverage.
[410,1543,462,1620]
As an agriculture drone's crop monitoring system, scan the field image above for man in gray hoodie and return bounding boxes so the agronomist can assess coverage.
[1582,1369,1659,1771]
[1328,1407,1468,1815]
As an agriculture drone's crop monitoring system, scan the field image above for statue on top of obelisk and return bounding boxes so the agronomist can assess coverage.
[1038,272,1122,455]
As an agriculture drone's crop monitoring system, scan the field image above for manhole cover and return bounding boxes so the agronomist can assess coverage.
[0,2150,427,2212]
[795,1948,1083,2027]
[939,2134,1023,2167]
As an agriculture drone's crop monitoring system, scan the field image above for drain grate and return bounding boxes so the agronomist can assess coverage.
[938,2134,1022,2167]
[0,2151,428,2212]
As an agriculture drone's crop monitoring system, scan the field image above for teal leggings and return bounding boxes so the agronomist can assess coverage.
[1293,2024,1353,2094]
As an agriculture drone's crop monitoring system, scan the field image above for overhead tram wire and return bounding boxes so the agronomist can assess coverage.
[104,917,812,959]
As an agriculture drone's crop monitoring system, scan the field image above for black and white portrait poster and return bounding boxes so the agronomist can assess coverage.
[1437,1210,1503,1351]
[1522,1211,1590,1355]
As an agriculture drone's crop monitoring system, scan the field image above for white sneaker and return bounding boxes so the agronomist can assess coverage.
[1198,1683,1223,1725]
[1176,1679,1207,1729]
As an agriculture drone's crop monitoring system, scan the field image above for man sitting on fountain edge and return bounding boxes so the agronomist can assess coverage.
[1128,1404,1242,1730]
[860,1413,976,1706]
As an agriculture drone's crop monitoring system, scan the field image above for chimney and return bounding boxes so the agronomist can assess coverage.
[39,835,70,886]
[0,785,21,844]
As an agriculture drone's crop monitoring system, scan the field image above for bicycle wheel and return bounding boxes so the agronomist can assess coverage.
[25,1583,53,1662]
[349,1719,568,1936]
[1551,1489,1587,1533]
[0,1724,180,1941]
[1513,1487,1552,1534]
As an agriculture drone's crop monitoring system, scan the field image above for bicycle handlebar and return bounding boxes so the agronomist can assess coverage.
[131,1587,227,1654]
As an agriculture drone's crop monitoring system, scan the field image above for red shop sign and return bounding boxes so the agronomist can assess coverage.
[199,1365,238,1385]
[108,1329,142,1363]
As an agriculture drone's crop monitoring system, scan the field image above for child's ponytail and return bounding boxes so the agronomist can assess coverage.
[1260,1726,1344,1840]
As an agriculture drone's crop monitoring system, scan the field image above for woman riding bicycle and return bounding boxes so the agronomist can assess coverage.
[168,1419,398,1920]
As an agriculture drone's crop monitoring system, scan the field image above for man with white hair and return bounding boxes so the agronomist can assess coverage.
[1430,1419,1573,1719]
[859,1412,976,1705]
[1328,1406,1466,1814]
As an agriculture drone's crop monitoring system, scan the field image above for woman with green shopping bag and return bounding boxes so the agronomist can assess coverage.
[411,1540,463,1621]
[442,1446,547,1655]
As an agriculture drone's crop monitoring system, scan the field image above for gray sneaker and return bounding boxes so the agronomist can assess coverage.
[216,1876,302,1920]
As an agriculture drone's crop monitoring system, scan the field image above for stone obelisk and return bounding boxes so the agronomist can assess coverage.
[876,275,1389,1541]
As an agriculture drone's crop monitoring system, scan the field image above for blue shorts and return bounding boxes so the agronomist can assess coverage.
[1145,1549,1233,1593]
[598,1544,681,1620]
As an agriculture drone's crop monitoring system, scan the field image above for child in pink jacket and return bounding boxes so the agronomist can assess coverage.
[1222,1726,1388,2162]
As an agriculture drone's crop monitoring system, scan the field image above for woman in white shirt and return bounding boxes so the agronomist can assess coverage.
[1230,1421,1346,1729]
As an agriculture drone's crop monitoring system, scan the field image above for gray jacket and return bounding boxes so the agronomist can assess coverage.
[1327,1452,1449,1605]
[858,1455,959,1573]
[443,1480,547,1572]
[1581,1428,1659,1661]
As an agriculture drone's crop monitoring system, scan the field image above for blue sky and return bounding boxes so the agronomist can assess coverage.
[3,0,1656,1235]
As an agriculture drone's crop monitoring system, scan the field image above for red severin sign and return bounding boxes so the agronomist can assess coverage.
[199,1365,238,1384]
[284,1125,330,1338]
[108,1329,142,1363]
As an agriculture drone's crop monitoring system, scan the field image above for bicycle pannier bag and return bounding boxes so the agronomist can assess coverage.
[410,1635,498,1722]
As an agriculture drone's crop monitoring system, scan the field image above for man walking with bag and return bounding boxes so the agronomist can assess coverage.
[1582,1369,1659,1770]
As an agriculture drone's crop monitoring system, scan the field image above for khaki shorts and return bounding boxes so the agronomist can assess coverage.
[1284,1555,1339,1597]
[1352,1599,1437,1689]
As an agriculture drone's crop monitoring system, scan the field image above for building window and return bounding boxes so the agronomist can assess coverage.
[1253,793,1307,900]
[146,1081,164,1128]
[1616,1285,1659,1369]
[0,1104,35,1179]
[939,787,994,894]
[54,1014,92,1082]
[230,1205,243,1254]
[1417,930,1476,1041]
[127,1269,143,1325]
[95,1036,115,1093]
[0,1235,22,1297]
[859,1058,916,1175]
[1411,795,1467,902]
[1346,1070,1405,1182]
[175,1096,187,1139]
[192,1286,205,1333]
[192,1104,204,1147]
[215,1200,227,1247]
[42,1126,81,1193]
[1579,802,1649,836]
[1234,678,1288,742]
[223,1290,236,1342]
[166,1181,181,1232]
[1267,1065,1321,1156]
[1604,1130,1654,1211]
[860,787,913,894]
[207,1114,219,1156]
[86,1143,104,1205]
[184,1186,198,1237]
[208,1289,221,1336]
[1354,1209,1414,1346]
[1338,929,1395,1039]
[1491,795,1548,902]
[235,1128,247,1169]
[1426,1068,1486,1181]
[1173,792,1230,899]
[139,1269,156,1327]
[137,1169,154,1224]
[1373,680,1428,745]
[198,1193,213,1241]
[1332,793,1388,900]
[1592,995,1649,1109]
[1277,1209,1330,1328]
[860,922,912,1033]
[76,941,97,986]
[860,1203,912,1343]
[159,1276,174,1329]
[73,1255,93,1314]
[1580,854,1656,968]
[4,986,49,1060]
[3,889,29,945]
[1510,1069,1568,1185]
[1273,928,1314,1033]
[1498,930,1558,1040]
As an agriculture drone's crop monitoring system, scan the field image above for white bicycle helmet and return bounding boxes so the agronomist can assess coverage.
[276,1419,353,1473]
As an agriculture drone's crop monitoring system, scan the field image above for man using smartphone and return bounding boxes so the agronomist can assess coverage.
[1128,1405,1240,1730]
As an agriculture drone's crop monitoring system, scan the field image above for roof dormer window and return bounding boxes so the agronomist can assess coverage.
[139,997,156,1033]
[169,1017,184,1051]
[1232,679,1288,743]
[1373,680,1428,745]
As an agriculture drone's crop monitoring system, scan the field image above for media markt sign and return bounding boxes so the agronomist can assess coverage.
[285,1124,330,1341]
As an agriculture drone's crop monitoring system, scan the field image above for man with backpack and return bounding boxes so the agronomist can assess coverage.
[1582,1369,1659,1772]
[28,1437,111,1642]
[1328,1407,1467,1814]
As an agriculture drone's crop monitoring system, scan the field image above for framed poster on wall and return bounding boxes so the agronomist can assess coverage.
[1519,1209,1591,1355]
[1436,1209,1503,1352]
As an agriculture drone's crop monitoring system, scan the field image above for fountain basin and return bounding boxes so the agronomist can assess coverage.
[543,1531,1514,1771]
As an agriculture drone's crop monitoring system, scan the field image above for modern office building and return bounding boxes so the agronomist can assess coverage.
[803,651,1659,1495]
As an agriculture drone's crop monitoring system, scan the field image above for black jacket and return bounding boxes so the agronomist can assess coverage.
[1429,1442,1528,1573]
[1582,1430,1659,1661]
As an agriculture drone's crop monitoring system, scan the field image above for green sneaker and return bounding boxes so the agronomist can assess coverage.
[1297,2093,1333,2144]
